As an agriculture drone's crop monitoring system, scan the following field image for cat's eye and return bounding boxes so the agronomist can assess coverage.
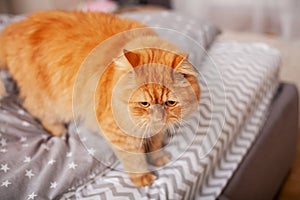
[166,100,177,107]
[139,102,150,108]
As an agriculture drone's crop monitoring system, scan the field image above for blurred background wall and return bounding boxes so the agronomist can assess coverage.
[0,0,299,39]
[172,0,300,40]
[0,0,80,13]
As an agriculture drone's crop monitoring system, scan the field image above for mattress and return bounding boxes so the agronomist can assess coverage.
[219,83,299,200]
[63,42,280,200]
[0,12,280,199]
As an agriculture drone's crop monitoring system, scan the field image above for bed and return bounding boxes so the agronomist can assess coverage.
[0,11,298,200]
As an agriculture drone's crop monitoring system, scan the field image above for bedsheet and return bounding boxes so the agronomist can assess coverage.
[0,12,280,200]
[58,42,280,200]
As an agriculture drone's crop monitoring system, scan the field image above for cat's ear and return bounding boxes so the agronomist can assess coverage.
[174,54,198,77]
[123,49,139,67]
[113,49,139,71]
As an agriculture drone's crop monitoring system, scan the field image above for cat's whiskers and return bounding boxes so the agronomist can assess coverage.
[145,126,156,147]
[166,123,177,145]
[173,118,190,128]
[167,123,177,136]
[166,118,191,140]
[134,119,148,137]
[139,123,151,150]
[135,120,146,129]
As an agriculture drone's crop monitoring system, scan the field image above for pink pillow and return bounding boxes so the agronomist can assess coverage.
[78,0,118,13]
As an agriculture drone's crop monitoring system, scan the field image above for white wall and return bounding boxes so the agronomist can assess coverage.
[171,0,300,39]
[1,0,80,14]
[0,0,10,13]
[10,0,52,13]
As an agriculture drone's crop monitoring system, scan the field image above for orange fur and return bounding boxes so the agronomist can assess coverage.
[0,11,200,186]
[0,10,148,134]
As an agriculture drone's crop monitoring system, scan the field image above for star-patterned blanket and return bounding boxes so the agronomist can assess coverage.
[0,94,112,199]
[0,11,220,199]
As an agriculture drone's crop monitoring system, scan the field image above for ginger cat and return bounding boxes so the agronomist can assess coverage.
[0,11,200,186]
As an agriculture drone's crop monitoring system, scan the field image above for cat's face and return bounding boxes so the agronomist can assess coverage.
[112,49,200,138]
[129,82,185,136]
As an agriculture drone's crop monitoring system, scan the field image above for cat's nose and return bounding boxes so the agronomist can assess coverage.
[151,104,165,122]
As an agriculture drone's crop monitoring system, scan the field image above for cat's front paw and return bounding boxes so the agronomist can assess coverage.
[130,172,157,187]
[149,150,171,167]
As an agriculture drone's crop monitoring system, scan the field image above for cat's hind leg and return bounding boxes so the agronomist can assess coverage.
[0,75,7,99]
[22,94,68,136]
[41,119,67,137]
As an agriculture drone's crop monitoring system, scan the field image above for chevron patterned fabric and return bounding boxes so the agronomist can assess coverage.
[0,12,280,199]
[63,42,280,199]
